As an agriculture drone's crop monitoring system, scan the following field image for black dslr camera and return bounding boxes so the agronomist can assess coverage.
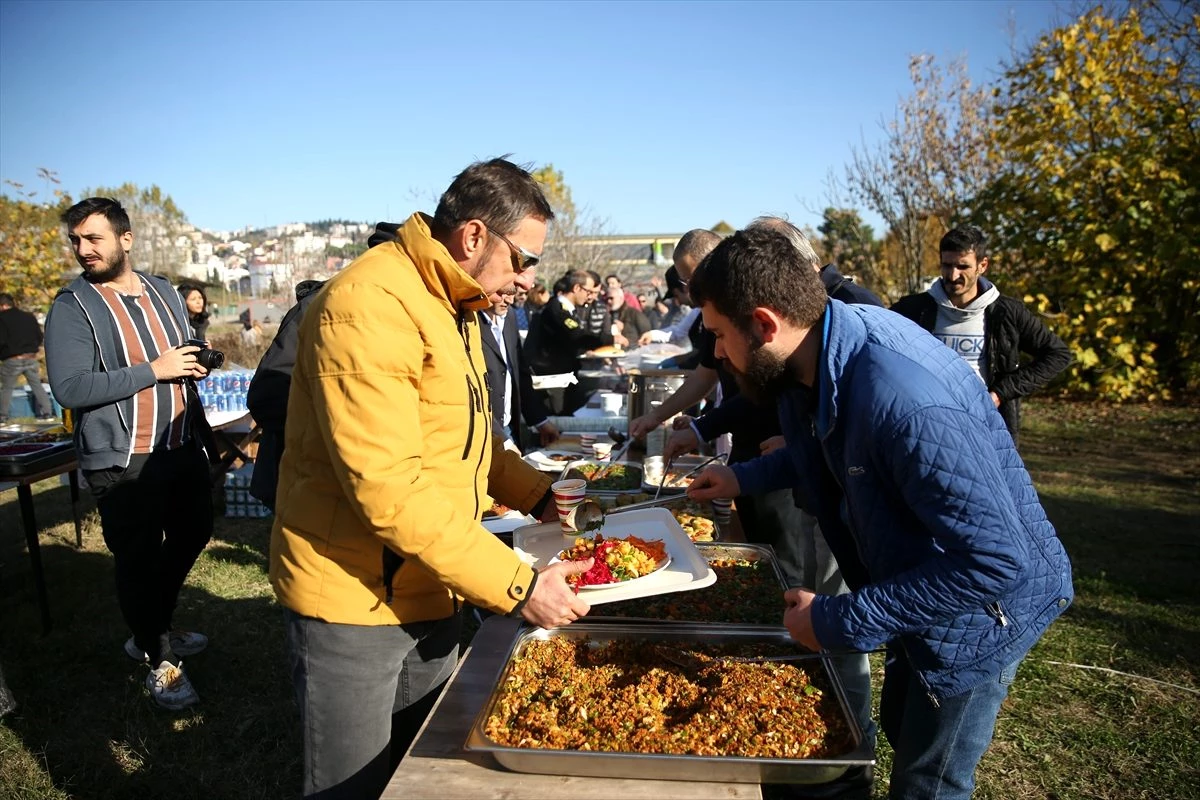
[185,338,225,370]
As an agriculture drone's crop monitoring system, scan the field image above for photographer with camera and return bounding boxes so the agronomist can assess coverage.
[45,197,218,712]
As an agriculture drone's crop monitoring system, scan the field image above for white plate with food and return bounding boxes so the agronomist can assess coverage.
[513,508,715,605]
[523,449,588,472]
[552,534,673,590]
[481,502,536,533]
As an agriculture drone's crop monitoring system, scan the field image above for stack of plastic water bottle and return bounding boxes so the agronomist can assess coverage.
[224,463,271,518]
[198,369,256,415]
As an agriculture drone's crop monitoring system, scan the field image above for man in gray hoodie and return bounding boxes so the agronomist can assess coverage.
[891,225,1072,445]
[45,197,215,711]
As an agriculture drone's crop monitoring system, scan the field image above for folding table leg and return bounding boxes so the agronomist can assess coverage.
[68,469,83,548]
[16,484,52,634]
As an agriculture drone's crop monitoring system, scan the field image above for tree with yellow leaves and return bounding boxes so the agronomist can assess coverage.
[530,165,616,280]
[977,3,1199,399]
[0,181,73,314]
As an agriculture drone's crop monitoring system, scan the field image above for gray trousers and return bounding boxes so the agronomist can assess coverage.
[776,509,876,744]
[0,357,52,418]
[284,608,461,800]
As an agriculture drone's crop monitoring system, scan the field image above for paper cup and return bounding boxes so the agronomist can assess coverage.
[578,433,597,448]
[710,497,733,523]
[552,479,588,532]
[592,442,613,460]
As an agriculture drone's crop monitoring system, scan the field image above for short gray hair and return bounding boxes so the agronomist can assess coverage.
[674,228,722,263]
[746,216,821,270]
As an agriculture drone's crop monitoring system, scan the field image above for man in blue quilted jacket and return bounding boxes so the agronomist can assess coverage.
[688,227,1073,799]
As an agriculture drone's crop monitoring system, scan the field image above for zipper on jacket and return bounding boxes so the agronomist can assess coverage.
[987,601,1009,627]
[458,310,487,519]
[382,547,405,605]
[461,378,477,461]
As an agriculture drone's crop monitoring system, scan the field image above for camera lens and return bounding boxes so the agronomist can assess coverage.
[198,349,225,370]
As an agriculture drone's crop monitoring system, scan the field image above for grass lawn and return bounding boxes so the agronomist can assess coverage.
[1,400,1197,799]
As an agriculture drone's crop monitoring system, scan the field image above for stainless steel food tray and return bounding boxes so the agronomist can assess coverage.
[0,440,76,478]
[464,622,875,784]
[587,542,789,625]
[563,459,644,496]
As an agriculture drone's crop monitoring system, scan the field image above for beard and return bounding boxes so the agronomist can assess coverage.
[80,248,129,284]
[728,334,791,404]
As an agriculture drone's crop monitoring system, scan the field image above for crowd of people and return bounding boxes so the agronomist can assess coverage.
[22,156,1077,800]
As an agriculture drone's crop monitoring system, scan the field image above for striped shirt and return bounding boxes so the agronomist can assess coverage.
[94,278,191,454]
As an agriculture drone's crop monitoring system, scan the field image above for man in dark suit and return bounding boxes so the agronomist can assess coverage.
[524,269,627,415]
[480,290,560,452]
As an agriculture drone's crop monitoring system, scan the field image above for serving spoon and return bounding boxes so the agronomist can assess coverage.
[565,493,688,533]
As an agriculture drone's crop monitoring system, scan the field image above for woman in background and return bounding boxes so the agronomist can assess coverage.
[178,284,211,341]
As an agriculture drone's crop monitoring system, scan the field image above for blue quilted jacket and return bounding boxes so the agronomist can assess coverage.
[733,301,1073,701]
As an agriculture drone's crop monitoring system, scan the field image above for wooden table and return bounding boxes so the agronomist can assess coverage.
[205,409,262,484]
[1,447,83,633]
[383,615,761,800]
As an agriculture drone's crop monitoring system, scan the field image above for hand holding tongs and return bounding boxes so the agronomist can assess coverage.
[654,452,727,499]
[588,427,632,482]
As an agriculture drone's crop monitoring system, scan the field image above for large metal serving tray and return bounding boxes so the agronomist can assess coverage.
[563,459,644,497]
[588,543,789,625]
[465,622,875,784]
[0,441,76,478]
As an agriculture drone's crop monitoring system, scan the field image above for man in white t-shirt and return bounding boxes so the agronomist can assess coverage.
[891,225,1072,444]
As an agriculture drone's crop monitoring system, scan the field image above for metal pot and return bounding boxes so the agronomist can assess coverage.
[626,370,686,429]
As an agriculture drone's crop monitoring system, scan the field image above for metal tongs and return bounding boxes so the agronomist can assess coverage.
[588,428,632,482]
[653,452,727,499]
[564,493,689,533]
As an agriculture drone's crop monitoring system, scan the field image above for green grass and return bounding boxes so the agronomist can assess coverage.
[2,400,1198,799]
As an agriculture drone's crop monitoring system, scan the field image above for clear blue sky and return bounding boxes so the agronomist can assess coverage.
[0,0,1065,236]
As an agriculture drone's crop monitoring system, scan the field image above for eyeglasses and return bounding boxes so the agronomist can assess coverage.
[485,225,540,274]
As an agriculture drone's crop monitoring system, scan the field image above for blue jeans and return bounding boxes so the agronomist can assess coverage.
[0,356,52,418]
[284,608,461,800]
[881,646,1022,799]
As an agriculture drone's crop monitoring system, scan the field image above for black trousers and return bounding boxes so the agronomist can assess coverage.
[85,442,213,662]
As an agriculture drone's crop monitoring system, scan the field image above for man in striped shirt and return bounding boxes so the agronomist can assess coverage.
[45,197,215,711]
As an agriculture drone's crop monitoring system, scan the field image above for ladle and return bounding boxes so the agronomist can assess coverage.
[565,493,687,533]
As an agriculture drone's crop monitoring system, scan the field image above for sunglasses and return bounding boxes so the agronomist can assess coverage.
[486,225,540,274]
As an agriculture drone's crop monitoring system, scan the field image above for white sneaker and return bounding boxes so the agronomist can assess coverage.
[124,631,208,662]
[146,660,199,710]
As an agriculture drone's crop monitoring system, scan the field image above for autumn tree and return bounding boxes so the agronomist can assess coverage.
[844,55,994,295]
[530,165,615,283]
[816,207,890,299]
[976,3,1200,398]
[0,179,73,313]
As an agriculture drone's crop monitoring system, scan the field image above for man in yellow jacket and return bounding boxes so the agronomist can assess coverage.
[270,158,593,799]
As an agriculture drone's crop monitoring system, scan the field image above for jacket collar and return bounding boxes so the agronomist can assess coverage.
[395,213,490,316]
[479,310,505,357]
[812,300,868,440]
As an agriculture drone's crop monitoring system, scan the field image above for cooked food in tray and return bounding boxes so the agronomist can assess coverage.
[482,501,513,519]
[0,442,60,456]
[673,511,715,542]
[584,345,625,358]
[574,463,641,492]
[0,429,71,444]
[597,549,784,624]
[483,637,853,758]
[651,470,694,489]
[597,494,716,541]
[557,534,669,588]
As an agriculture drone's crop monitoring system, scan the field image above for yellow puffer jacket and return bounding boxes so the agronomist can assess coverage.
[269,213,552,625]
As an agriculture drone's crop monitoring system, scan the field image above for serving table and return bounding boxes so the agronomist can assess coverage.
[382,615,762,800]
[0,444,82,633]
[385,437,753,797]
